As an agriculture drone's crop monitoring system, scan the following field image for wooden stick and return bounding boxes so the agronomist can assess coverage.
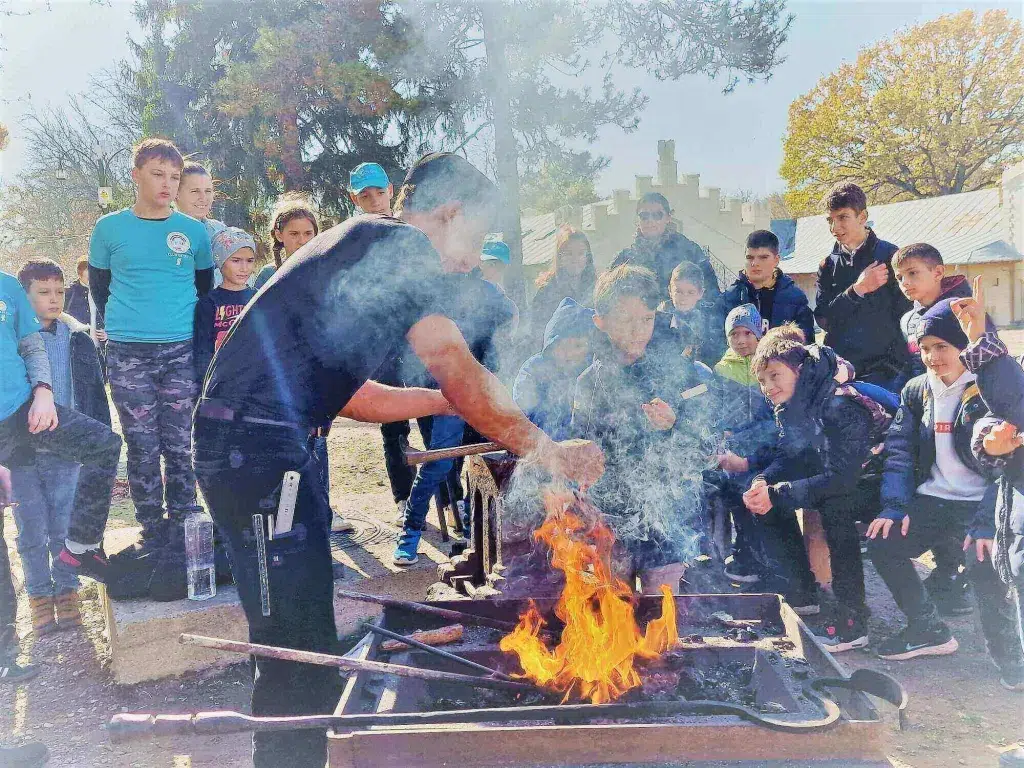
[379,624,463,652]
[359,622,514,682]
[335,590,526,633]
[404,442,505,466]
[178,634,534,693]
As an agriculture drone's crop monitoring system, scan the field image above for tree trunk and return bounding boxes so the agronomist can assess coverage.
[278,111,306,190]
[480,1,525,307]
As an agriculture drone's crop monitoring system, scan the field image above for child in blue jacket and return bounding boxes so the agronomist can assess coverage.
[867,300,1022,679]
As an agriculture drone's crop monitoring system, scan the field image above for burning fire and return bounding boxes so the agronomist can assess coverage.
[499,495,680,704]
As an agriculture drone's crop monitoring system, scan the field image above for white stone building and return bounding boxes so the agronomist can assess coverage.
[520,141,771,294]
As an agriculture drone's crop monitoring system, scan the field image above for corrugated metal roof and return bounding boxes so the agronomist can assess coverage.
[784,187,1020,274]
[521,212,561,267]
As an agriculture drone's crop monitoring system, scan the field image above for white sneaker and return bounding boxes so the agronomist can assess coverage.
[331,512,355,533]
[393,500,408,526]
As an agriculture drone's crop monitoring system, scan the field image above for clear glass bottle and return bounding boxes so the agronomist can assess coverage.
[184,510,216,601]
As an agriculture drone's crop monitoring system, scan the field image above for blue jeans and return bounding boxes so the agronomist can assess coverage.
[10,457,81,596]
[312,436,330,495]
[405,415,465,532]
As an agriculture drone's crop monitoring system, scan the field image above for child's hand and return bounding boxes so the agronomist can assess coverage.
[742,483,772,515]
[963,534,994,563]
[642,398,676,431]
[27,387,58,434]
[717,451,749,474]
[853,263,889,296]
[983,421,1022,456]
[93,328,108,343]
[867,514,910,540]
[950,276,987,343]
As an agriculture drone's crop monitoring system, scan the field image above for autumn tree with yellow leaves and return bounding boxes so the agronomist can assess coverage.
[781,10,1024,215]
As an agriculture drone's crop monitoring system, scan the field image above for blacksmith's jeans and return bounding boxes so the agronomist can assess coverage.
[193,416,343,768]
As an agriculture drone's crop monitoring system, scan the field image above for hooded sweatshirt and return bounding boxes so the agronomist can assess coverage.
[513,297,595,440]
[916,370,988,501]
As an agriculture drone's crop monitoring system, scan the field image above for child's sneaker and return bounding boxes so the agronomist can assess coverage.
[815,612,869,653]
[55,591,82,630]
[331,511,355,533]
[1000,666,1024,693]
[28,597,56,637]
[393,530,421,566]
[1001,744,1024,767]
[392,500,408,526]
[876,620,958,660]
[0,659,40,685]
[0,740,49,767]
[58,545,110,583]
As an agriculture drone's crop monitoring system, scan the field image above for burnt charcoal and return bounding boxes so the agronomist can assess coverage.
[675,662,754,706]
[724,627,759,642]
[681,634,704,644]
[772,638,797,651]
[424,684,560,712]
[644,648,693,672]
[641,670,683,700]
[758,701,788,715]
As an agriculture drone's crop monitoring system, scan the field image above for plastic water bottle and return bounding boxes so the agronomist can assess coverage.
[185,510,216,601]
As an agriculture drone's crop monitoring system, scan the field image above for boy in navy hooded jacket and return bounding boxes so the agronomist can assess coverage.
[513,297,594,441]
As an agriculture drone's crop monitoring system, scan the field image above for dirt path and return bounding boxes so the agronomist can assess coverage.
[2,421,1022,766]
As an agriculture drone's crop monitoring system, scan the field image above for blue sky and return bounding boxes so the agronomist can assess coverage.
[1,0,1021,198]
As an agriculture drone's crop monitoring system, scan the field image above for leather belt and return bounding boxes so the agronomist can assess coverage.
[197,400,329,438]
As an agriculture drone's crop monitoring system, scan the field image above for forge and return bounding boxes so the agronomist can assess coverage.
[327,593,894,768]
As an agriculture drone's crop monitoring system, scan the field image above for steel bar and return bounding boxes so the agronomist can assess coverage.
[178,634,535,693]
[109,692,844,743]
[335,590,532,634]
[404,442,504,466]
[359,622,515,682]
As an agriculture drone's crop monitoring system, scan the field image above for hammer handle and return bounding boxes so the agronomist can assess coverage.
[404,442,505,465]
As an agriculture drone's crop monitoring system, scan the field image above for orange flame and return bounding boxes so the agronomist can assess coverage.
[499,504,680,704]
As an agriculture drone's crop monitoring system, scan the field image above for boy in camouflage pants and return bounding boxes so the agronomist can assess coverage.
[88,138,214,601]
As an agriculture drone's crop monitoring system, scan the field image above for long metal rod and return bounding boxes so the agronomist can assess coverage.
[335,590,530,634]
[359,622,515,682]
[178,634,534,693]
[109,693,843,743]
[404,442,504,466]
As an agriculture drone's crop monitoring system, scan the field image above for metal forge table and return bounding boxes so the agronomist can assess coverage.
[327,594,893,768]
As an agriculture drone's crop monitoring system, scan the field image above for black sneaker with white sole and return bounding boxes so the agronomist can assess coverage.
[815,613,869,653]
[876,621,958,661]
[58,545,109,583]
[0,659,40,685]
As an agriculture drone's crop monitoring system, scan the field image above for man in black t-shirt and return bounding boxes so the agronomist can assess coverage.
[194,153,604,768]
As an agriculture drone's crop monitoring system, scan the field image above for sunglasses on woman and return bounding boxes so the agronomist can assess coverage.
[638,211,665,222]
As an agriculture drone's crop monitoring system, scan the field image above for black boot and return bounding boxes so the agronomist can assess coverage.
[924,569,972,617]
[107,523,168,566]
[105,524,168,601]
[147,522,188,602]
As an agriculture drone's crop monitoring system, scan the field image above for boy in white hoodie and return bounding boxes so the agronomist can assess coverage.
[867,299,1023,680]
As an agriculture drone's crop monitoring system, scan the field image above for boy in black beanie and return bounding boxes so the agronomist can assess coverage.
[867,299,1023,676]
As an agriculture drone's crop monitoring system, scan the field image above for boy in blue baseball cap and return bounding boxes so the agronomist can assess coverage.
[348,162,392,215]
[479,238,510,287]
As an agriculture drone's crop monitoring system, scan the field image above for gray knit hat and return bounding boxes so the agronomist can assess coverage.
[725,303,764,340]
[212,227,257,269]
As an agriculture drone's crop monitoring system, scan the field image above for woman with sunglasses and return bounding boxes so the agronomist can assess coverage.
[611,192,721,304]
